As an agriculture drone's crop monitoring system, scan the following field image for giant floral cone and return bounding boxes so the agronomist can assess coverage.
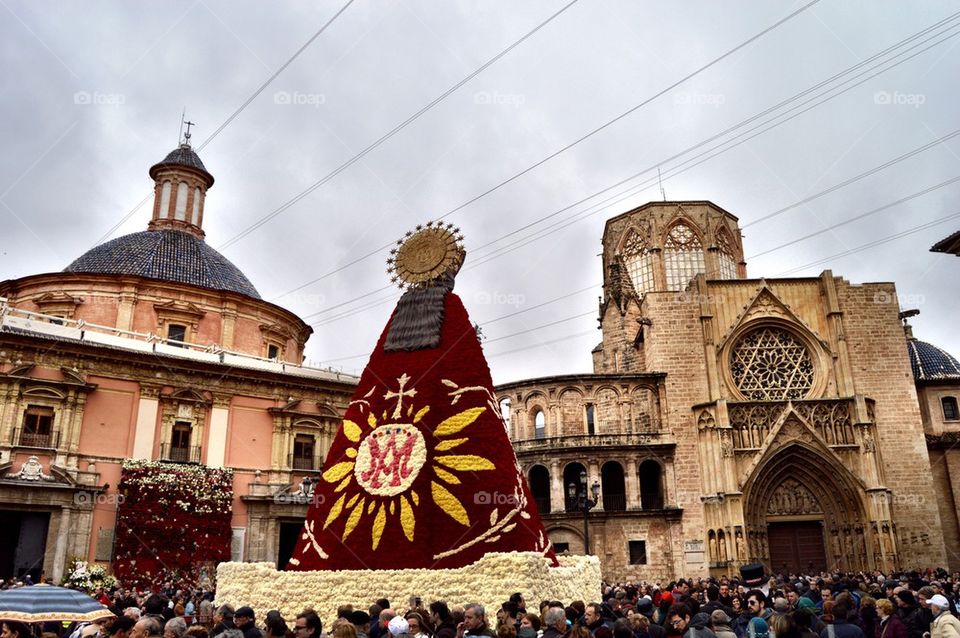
[288,223,556,571]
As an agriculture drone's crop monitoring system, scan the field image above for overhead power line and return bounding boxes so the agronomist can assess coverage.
[218,0,583,251]
[92,0,357,246]
[277,9,960,306]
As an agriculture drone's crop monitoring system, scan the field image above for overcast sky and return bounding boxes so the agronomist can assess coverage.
[1,0,958,383]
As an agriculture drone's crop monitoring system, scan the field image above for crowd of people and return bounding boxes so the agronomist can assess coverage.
[4,568,960,638]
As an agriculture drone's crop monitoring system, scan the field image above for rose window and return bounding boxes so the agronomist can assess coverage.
[730,327,814,400]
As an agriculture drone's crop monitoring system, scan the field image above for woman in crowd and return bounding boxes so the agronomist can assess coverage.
[1,622,33,638]
[876,599,907,638]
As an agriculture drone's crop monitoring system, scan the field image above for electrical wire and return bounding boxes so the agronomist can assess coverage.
[91,0,357,246]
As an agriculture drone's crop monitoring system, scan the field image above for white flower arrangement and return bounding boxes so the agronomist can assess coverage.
[216,552,600,626]
[63,558,118,592]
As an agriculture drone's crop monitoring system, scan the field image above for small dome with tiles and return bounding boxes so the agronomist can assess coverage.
[907,338,960,382]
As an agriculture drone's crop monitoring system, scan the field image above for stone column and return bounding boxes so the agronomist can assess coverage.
[550,459,564,513]
[131,385,161,460]
[624,457,640,510]
[206,396,231,468]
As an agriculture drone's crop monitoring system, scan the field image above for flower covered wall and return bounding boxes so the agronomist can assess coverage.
[114,460,233,589]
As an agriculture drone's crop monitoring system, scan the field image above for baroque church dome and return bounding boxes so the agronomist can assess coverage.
[64,141,259,299]
[65,230,260,299]
[907,338,960,382]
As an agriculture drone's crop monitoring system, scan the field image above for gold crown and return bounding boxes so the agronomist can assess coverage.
[387,222,465,289]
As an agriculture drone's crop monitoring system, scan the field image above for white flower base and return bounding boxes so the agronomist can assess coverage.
[216,552,600,625]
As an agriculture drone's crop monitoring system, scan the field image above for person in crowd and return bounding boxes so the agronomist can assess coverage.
[164,618,187,638]
[747,618,768,638]
[711,610,736,638]
[430,603,457,638]
[540,609,567,638]
[185,628,209,638]
[233,608,263,638]
[458,605,496,638]
[897,591,926,638]
[928,595,960,638]
[212,606,236,638]
[794,609,819,638]
[820,599,864,638]
[110,617,138,638]
[350,611,372,638]
[294,610,322,638]
[405,613,432,638]
[132,618,163,638]
[876,598,907,638]
[583,604,612,638]
[334,625,359,638]
[733,591,771,638]
[2,621,34,638]
[264,612,290,638]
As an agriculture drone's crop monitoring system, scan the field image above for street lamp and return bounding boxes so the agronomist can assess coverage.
[567,470,601,554]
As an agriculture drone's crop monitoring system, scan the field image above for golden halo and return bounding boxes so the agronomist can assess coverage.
[387,222,465,288]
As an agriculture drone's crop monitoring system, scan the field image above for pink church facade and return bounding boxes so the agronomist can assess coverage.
[0,143,356,582]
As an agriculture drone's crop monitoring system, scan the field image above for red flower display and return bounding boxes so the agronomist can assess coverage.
[113,460,233,590]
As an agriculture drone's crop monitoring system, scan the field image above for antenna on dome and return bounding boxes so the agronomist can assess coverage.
[178,107,186,145]
[658,166,666,201]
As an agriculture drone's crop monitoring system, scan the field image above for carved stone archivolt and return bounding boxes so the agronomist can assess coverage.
[766,478,823,516]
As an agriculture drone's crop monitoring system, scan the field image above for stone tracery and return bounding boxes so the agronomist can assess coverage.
[730,327,815,400]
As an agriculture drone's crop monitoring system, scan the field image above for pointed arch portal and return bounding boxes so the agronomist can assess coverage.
[743,433,870,573]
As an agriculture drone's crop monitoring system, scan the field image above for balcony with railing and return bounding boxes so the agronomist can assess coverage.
[159,443,201,464]
[603,493,627,511]
[12,427,60,449]
[287,452,324,472]
[514,432,669,454]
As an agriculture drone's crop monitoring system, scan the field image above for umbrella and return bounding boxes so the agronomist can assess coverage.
[0,585,114,622]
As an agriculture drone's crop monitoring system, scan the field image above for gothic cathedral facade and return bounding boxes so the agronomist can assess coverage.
[499,201,957,580]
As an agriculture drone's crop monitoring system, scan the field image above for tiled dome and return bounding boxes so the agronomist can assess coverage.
[65,230,260,299]
[907,338,960,382]
[149,144,214,186]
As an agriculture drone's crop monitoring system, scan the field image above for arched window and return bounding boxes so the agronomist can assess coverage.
[639,460,664,509]
[174,182,188,220]
[499,398,511,429]
[564,462,587,512]
[159,181,172,217]
[716,227,738,280]
[621,229,655,295]
[944,396,959,421]
[534,409,546,439]
[664,222,705,290]
[601,461,626,511]
[191,187,202,225]
[528,465,551,514]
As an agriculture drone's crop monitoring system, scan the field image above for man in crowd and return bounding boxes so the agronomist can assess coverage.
[732,590,771,638]
[294,610,322,638]
[233,607,263,638]
[457,604,496,638]
[584,603,612,638]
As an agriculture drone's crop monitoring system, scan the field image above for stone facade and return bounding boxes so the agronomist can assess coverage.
[499,201,952,580]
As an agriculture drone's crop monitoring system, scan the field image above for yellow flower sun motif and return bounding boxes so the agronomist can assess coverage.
[321,375,496,550]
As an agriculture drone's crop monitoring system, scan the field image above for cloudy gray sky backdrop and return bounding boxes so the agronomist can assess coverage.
[1,0,958,383]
